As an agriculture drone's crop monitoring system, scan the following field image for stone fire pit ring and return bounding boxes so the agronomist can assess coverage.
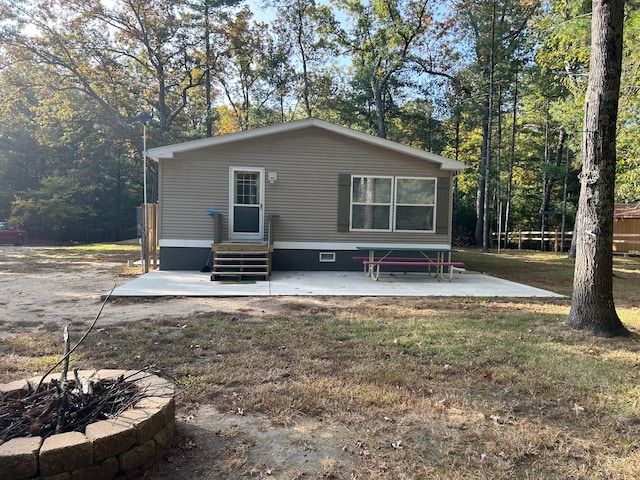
[0,369,175,480]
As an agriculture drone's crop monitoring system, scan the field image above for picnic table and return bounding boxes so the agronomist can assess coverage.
[355,246,464,281]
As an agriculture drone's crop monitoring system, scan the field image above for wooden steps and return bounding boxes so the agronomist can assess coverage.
[210,243,271,281]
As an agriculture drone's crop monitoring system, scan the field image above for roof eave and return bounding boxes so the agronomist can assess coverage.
[147,118,468,171]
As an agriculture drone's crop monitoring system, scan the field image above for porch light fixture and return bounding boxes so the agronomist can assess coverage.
[267,171,278,183]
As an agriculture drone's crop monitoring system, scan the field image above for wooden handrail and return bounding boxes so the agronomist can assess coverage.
[268,214,279,247]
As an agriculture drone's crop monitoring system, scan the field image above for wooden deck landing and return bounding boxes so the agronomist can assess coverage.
[211,243,271,281]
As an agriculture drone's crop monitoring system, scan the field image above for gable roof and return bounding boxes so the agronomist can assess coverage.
[147,118,467,171]
[614,202,640,218]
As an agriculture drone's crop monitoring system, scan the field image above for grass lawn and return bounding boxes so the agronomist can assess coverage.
[2,245,640,478]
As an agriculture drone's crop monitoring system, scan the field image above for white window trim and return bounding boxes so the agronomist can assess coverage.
[349,175,437,233]
[393,176,437,233]
[229,166,265,241]
[349,175,394,232]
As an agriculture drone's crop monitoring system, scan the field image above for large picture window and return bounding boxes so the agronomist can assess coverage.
[351,176,392,230]
[350,176,436,232]
[394,177,436,231]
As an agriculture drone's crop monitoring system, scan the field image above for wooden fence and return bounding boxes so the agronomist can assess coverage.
[140,203,158,272]
[493,230,640,254]
[493,230,573,252]
[613,233,640,253]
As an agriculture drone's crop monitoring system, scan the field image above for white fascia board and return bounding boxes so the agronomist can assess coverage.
[147,118,467,171]
[147,119,321,161]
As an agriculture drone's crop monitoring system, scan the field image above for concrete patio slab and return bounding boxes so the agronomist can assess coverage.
[107,270,564,298]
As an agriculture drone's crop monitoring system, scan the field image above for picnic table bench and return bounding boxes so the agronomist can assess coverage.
[355,247,464,281]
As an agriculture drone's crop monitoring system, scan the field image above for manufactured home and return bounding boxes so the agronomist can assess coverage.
[146,118,466,276]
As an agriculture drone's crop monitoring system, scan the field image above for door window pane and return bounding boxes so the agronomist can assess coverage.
[234,205,260,232]
[235,172,259,205]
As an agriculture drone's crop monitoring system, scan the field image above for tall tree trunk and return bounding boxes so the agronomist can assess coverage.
[496,83,503,248]
[566,0,628,336]
[568,212,579,258]
[204,2,213,137]
[371,74,387,139]
[482,110,491,251]
[504,71,518,249]
[561,144,570,252]
[482,0,497,252]
[297,2,313,118]
[474,108,488,246]
[540,127,566,250]
[539,99,550,251]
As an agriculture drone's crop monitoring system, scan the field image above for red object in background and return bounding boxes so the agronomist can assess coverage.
[0,222,28,246]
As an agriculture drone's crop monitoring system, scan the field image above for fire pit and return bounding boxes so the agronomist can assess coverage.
[0,369,175,480]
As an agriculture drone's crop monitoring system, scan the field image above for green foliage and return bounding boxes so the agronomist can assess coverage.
[0,64,141,242]
[328,0,436,137]
[616,8,640,203]
[536,0,640,205]
[11,176,89,240]
[535,0,591,92]
[0,0,639,243]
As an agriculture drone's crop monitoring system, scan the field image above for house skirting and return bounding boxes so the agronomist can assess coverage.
[159,246,451,273]
[160,247,212,271]
[272,249,362,271]
[159,246,363,272]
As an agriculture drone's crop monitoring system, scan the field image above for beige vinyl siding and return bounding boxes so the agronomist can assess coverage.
[159,157,228,241]
[159,126,453,245]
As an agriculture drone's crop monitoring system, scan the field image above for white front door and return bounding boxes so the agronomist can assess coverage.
[229,167,264,241]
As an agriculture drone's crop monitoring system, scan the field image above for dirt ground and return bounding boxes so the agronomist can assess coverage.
[0,246,376,479]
